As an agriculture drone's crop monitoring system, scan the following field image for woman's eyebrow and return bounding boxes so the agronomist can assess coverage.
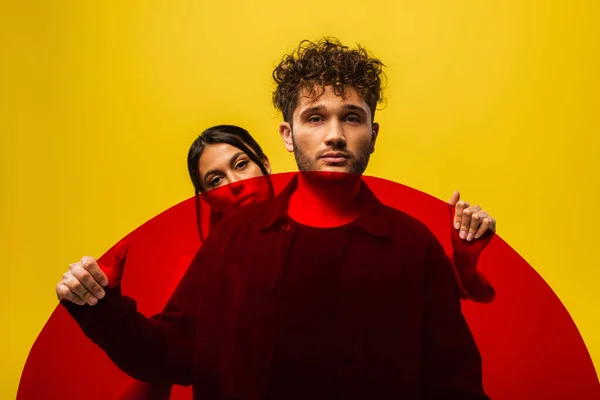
[203,151,246,180]
[228,151,246,166]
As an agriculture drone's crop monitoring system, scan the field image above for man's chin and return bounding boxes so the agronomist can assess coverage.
[299,168,361,183]
[315,162,349,172]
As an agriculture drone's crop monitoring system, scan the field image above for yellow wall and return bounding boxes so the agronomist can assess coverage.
[2,1,598,397]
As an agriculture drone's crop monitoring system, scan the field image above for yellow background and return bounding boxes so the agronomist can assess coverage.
[2,1,599,397]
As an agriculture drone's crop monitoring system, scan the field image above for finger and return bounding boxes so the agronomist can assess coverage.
[486,217,497,232]
[454,200,470,230]
[63,272,96,305]
[469,205,482,213]
[62,274,97,305]
[69,289,87,306]
[474,216,491,239]
[80,257,109,288]
[448,190,460,207]
[459,204,479,239]
[69,265,104,304]
[462,205,482,240]
[468,210,487,241]
[56,282,86,305]
[475,215,496,239]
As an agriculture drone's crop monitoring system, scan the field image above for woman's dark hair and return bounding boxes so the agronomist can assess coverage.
[187,125,273,239]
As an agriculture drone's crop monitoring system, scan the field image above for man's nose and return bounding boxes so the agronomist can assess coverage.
[324,121,346,147]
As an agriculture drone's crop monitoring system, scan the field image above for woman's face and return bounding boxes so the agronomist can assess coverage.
[198,142,272,215]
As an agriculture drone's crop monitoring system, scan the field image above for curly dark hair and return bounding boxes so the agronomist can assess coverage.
[272,37,386,123]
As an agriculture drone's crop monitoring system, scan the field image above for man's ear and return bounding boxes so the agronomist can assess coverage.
[279,122,294,153]
[370,122,379,154]
[262,154,272,174]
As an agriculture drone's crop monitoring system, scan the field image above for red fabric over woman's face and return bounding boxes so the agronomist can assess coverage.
[198,143,272,215]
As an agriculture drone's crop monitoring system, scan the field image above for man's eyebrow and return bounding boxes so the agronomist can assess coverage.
[341,104,368,114]
[299,104,368,118]
[202,151,245,180]
[299,105,326,118]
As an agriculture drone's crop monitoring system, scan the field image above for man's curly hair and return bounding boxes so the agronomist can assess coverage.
[272,37,386,123]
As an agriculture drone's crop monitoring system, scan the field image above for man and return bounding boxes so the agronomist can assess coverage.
[59,38,491,399]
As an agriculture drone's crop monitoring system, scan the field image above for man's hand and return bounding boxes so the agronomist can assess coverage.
[448,190,496,242]
[56,256,108,306]
[55,241,129,306]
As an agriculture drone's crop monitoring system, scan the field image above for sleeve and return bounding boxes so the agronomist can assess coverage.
[115,380,172,400]
[61,224,228,386]
[446,204,496,303]
[420,235,490,400]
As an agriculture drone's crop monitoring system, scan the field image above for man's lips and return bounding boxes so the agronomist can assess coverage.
[320,152,349,164]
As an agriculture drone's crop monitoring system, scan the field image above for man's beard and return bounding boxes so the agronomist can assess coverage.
[292,135,372,176]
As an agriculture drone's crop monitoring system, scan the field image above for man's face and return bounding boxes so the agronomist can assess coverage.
[279,85,379,175]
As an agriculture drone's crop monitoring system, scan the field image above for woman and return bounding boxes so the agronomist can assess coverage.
[187,125,274,237]
[112,125,276,399]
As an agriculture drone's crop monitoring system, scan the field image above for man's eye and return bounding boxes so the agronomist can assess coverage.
[308,115,323,123]
[345,114,361,123]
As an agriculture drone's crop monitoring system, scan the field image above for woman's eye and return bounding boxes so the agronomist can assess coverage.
[235,160,248,170]
[209,177,222,188]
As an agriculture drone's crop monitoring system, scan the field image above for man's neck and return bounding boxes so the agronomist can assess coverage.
[287,171,362,228]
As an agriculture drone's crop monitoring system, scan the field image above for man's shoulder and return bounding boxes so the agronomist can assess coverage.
[378,203,436,242]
